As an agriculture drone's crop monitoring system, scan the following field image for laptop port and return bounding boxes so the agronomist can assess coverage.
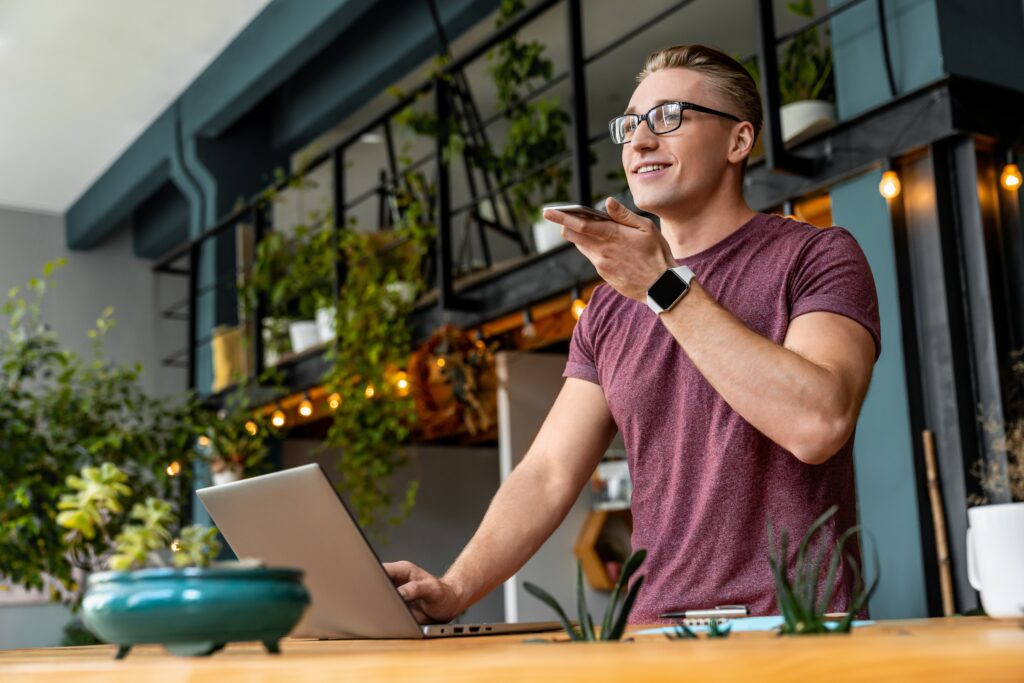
[454,627,464,634]
[469,626,480,633]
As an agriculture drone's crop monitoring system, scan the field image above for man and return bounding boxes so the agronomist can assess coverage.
[385,44,880,624]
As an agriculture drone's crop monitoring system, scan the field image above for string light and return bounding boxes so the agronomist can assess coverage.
[196,435,211,449]
[436,357,446,369]
[1001,149,1021,191]
[522,308,537,338]
[271,405,287,428]
[570,287,586,321]
[165,461,182,477]
[244,420,258,436]
[878,160,901,199]
[328,392,342,410]
[474,328,486,350]
[364,384,376,399]
[298,394,314,418]
[393,371,410,397]
[170,539,181,553]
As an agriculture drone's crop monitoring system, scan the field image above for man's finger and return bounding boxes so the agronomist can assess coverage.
[397,579,443,604]
[560,225,604,252]
[605,196,652,231]
[382,561,421,585]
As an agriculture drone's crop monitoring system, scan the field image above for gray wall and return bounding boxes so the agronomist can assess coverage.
[0,207,186,397]
[0,208,188,649]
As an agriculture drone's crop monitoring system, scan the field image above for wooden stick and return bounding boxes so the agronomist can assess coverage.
[922,429,955,616]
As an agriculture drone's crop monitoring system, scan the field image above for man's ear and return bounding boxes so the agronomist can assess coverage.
[727,121,756,165]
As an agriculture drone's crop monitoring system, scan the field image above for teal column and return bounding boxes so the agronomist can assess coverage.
[830,170,929,619]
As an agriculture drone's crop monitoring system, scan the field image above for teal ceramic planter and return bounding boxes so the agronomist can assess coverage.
[81,567,310,658]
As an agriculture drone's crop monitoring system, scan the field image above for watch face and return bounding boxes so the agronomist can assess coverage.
[649,270,689,310]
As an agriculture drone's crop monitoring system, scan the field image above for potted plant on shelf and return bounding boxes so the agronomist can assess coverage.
[58,462,309,658]
[742,0,836,145]
[195,385,273,486]
[488,0,573,253]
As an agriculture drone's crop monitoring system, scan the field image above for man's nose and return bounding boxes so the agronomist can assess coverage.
[630,119,658,149]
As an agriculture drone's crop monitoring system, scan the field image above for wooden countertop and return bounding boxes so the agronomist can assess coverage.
[1,617,1022,682]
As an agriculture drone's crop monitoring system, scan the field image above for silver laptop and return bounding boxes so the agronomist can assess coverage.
[196,463,562,639]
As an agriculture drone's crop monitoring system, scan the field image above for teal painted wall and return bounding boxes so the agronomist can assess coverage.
[830,170,929,619]
[934,0,1024,93]
[829,0,943,121]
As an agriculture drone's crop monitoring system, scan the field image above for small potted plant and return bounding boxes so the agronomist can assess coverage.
[58,463,309,658]
[969,348,1024,618]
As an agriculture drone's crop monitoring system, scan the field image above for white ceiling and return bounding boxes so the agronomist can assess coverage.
[0,0,271,214]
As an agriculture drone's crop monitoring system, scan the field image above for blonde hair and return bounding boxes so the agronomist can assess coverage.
[638,44,763,146]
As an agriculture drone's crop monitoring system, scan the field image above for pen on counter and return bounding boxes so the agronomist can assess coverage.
[658,605,750,621]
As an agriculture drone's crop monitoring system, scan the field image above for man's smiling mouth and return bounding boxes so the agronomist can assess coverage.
[633,163,672,175]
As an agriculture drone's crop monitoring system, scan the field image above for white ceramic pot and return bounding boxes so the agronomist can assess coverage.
[967,501,1024,618]
[780,100,836,144]
[212,468,243,486]
[288,320,319,354]
[315,307,336,343]
[532,216,568,253]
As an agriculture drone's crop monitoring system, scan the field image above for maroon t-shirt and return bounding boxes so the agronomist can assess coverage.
[564,213,881,622]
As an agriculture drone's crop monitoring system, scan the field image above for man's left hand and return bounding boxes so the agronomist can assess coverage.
[542,196,676,302]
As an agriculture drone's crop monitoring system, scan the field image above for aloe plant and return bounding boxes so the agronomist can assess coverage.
[523,549,646,641]
[767,505,880,635]
[665,617,732,640]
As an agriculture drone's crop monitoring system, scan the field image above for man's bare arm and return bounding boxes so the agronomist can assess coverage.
[384,377,617,623]
[658,284,876,464]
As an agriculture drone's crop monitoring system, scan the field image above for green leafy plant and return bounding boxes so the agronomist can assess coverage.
[779,0,834,104]
[322,226,427,532]
[57,462,220,573]
[766,505,879,635]
[0,262,208,604]
[488,0,572,223]
[523,549,646,641]
[738,1,834,106]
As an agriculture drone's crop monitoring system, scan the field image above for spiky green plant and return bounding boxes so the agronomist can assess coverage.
[665,617,732,640]
[523,549,646,642]
[767,505,880,635]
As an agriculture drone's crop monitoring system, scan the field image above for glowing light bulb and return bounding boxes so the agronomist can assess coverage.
[170,539,181,552]
[394,371,410,397]
[1001,163,1022,191]
[197,435,211,449]
[364,384,376,399]
[165,461,182,477]
[571,298,587,321]
[879,170,901,199]
[436,357,446,369]
[298,397,314,418]
[328,393,341,410]
[271,408,287,428]
[244,420,258,436]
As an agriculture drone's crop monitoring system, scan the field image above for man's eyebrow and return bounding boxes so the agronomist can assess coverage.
[622,99,676,116]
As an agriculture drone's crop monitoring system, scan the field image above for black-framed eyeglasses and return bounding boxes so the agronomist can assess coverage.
[609,101,742,144]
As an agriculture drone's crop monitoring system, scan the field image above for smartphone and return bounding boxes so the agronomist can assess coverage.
[542,203,611,221]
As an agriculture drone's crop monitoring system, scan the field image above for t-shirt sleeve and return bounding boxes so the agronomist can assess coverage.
[563,290,601,385]
[789,226,882,360]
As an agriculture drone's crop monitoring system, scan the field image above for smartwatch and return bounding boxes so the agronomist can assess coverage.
[646,265,695,315]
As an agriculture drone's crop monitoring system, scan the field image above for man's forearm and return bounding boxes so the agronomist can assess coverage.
[659,281,851,463]
[441,454,580,611]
